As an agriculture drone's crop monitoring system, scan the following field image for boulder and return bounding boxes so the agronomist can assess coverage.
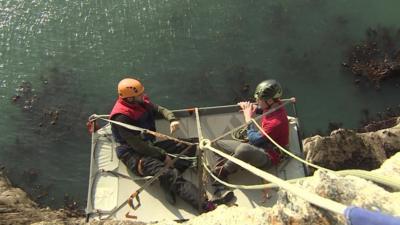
[303,117,400,171]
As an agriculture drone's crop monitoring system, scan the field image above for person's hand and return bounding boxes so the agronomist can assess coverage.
[164,155,174,168]
[237,101,248,110]
[238,101,256,122]
[170,120,180,134]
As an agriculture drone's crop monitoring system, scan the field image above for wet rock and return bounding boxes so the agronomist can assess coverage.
[360,117,398,133]
[21,168,39,184]
[304,117,400,172]
[344,26,400,87]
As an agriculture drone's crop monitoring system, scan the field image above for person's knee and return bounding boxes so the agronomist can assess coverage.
[160,168,179,187]
[125,157,137,173]
[235,144,252,159]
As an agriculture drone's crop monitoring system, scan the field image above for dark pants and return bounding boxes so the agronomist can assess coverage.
[117,139,203,211]
[214,140,272,173]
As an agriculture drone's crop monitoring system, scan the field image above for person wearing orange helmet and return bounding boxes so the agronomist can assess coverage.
[109,77,223,213]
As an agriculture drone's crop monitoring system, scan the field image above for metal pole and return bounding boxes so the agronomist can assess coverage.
[195,108,206,212]
[291,101,310,176]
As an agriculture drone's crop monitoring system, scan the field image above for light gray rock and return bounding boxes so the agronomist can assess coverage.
[303,117,400,171]
[267,166,400,225]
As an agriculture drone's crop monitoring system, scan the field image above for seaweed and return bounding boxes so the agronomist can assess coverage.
[344,26,400,88]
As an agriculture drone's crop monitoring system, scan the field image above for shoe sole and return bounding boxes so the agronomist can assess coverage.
[212,191,235,205]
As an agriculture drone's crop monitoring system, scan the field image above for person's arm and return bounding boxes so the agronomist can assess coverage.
[155,104,177,122]
[247,124,268,147]
[113,114,167,160]
[154,104,180,133]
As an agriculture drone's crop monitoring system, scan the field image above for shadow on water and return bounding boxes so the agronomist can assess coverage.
[6,66,90,211]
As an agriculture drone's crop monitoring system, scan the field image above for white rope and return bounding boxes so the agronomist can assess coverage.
[97,117,146,132]
[93,116,195,146]
[202,160,273,189]
[251,118,331,172]
[199,138,347,215]
[167,153,197,160]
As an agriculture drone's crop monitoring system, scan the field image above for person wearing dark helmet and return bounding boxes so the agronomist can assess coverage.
[109,78,225,213]
[213,79,289,181]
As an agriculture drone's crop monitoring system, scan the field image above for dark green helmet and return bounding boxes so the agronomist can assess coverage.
[254,79,282,100]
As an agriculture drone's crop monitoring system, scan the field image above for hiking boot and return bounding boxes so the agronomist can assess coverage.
[159,169,178,205]
[163,189,176,205]
[212,188,235,205]
[201,201,217,213]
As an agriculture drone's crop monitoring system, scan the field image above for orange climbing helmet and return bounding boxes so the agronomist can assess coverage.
[117,78,145,98]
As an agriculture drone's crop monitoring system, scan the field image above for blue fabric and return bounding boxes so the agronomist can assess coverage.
[247,124,268,147]
[345,206,400,225]
[115,145,131,158]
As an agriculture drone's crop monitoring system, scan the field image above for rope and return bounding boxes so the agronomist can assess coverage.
[202,161,400,191]
[91,115,195,146]
[202,160,272,190]
[199,139,347,215]
[166,153,197,160]
[336,170,400,191]
[251,118,332,172]
[88,114,109,122]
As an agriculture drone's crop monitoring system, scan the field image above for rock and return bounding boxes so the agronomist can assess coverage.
[373,151,400,177]
[267,163,400,225]
[0,170,84,225]
[303,117,400,171]
[155,205,271,225]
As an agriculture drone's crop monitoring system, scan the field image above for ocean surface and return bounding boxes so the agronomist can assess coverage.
[0,0,399,209]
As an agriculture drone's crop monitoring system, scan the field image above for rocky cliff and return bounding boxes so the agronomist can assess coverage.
[303,117,400,171]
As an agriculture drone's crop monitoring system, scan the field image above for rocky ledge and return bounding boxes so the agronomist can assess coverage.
[1,119,400,225]
[303,117,400,171]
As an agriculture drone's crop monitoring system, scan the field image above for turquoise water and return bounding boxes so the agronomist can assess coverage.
[0,0,399,209]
